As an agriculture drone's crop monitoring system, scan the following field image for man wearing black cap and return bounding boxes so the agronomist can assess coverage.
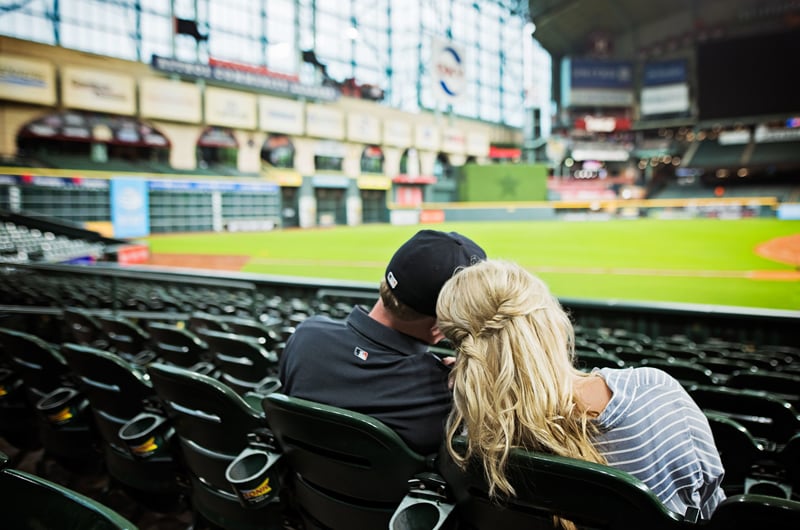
[278,229,486,455]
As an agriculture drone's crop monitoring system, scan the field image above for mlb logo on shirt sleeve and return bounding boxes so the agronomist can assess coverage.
[353,347,369,361]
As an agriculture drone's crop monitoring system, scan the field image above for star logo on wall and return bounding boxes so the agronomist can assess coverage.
[499,174,519,197]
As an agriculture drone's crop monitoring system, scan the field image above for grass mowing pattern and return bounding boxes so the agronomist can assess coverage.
[145,218,800,310]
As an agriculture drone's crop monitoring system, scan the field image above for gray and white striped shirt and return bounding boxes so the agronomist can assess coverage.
[592,366,726,519]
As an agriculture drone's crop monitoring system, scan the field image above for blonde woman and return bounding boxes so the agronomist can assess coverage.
[436,259,726,521]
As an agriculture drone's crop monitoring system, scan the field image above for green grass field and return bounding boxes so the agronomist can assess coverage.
[145,218,800,311]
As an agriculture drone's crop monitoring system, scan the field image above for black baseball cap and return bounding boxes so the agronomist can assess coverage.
[385,230,486,316]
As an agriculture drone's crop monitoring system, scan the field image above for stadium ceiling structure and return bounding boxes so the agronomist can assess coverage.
[527,0,799,58]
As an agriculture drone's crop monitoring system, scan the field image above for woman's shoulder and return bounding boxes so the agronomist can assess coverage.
[596,366,682,395]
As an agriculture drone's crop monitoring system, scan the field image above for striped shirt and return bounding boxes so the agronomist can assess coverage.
[592,367,726,520]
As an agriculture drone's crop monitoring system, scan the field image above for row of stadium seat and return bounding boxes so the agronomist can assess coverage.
[2,326,799,530]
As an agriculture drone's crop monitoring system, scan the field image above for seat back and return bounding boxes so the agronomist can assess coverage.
[60,343,156,451]
[575,349,625,371]
[147,362,281,530]
[261,392,428,530]
[61,307,106,347]
[688,384,800,446]
[640,357,717,386]
[707,494,800,530]
[147,321,210,368]
[148,362,267,490]
[0,328,98,468]
[705,412,765,494]
[439,436,686,530]
[95,314,151,360]
[187,312,231,335]
[60,343,184,511]
[0,465,137,530]
[726,371,800,408]
[199,329,278,394]
[221,316,280,351]
[0,326,71,401]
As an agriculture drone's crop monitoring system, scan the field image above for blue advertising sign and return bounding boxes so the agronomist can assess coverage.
[111,178,150,238]
[148,179,279,193]
[570,59,633,88]
[643,59,688,86]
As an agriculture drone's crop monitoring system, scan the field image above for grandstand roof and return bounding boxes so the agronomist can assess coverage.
[528,0,797,58]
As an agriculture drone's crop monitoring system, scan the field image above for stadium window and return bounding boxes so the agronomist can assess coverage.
[360,146,384,173]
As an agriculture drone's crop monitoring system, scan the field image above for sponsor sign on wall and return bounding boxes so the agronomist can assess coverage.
[347,112,381,143]
[561,58,634,108]
[441,127,466,154]
[306,104,344,140]
[640,84,690,116]
[642,59,687,86]
[259,95,304,135]
[151,55,339,101]
[431,38,467,103]
[466,132,489,157]
[111,178,149,238]
[0,54,56,105]
[139,78,202,123]
[62,67,136,115]
[205,86,257,129]
[383,120,412,147]
[640,59,690,116]
[415,123,440,151]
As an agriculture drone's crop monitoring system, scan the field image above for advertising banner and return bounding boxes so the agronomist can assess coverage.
[205,86,257,129]
[259,95,304,135]
[383,120,412,147]
[151,55,339,101]
[62,67,136,115]
[466,132,489,157]
[347,112,381,143]
[306,104,344,140]
[642,59,687,86]
[441,127,466,154]
[640,84,690,116]
[0,54,56,105]
[415,123,440,151]
[111,178,150,238]
[140,78,202,123]
[431,38,467,103]
[562,58,634,108]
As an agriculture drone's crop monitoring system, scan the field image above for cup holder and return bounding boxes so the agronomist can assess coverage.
[225,447,282,509]
[119,412,172,459]
[35,387,86,426]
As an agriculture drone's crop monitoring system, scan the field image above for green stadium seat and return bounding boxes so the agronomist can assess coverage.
[704,412,782,497]
[726,371,800,409]
[706,494,800,530]
[146,321,213,370]
[575,349,625,371]
[61,307,108,348]
[639,357,718,387]
[94,314,154,364]
[147,362,285,530]
[60,343,187,513]
[261,392,432,530]
[198,329,279,396]
[688,384,800,448]
[438,435,689,529]
[0,327,100,473]
[0,452,137,530]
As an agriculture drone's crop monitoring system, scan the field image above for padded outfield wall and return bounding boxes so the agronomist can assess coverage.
[459,163,549,202]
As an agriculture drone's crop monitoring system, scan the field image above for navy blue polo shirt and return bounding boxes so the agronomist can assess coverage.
[277,305,452,455]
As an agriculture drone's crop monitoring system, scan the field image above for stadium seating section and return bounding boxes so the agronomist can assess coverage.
[1,248,799,529]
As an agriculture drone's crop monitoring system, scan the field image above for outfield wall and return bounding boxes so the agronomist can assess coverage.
[391,196,779,224]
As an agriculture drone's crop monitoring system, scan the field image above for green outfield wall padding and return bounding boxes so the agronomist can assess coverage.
[460,163,549,202]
